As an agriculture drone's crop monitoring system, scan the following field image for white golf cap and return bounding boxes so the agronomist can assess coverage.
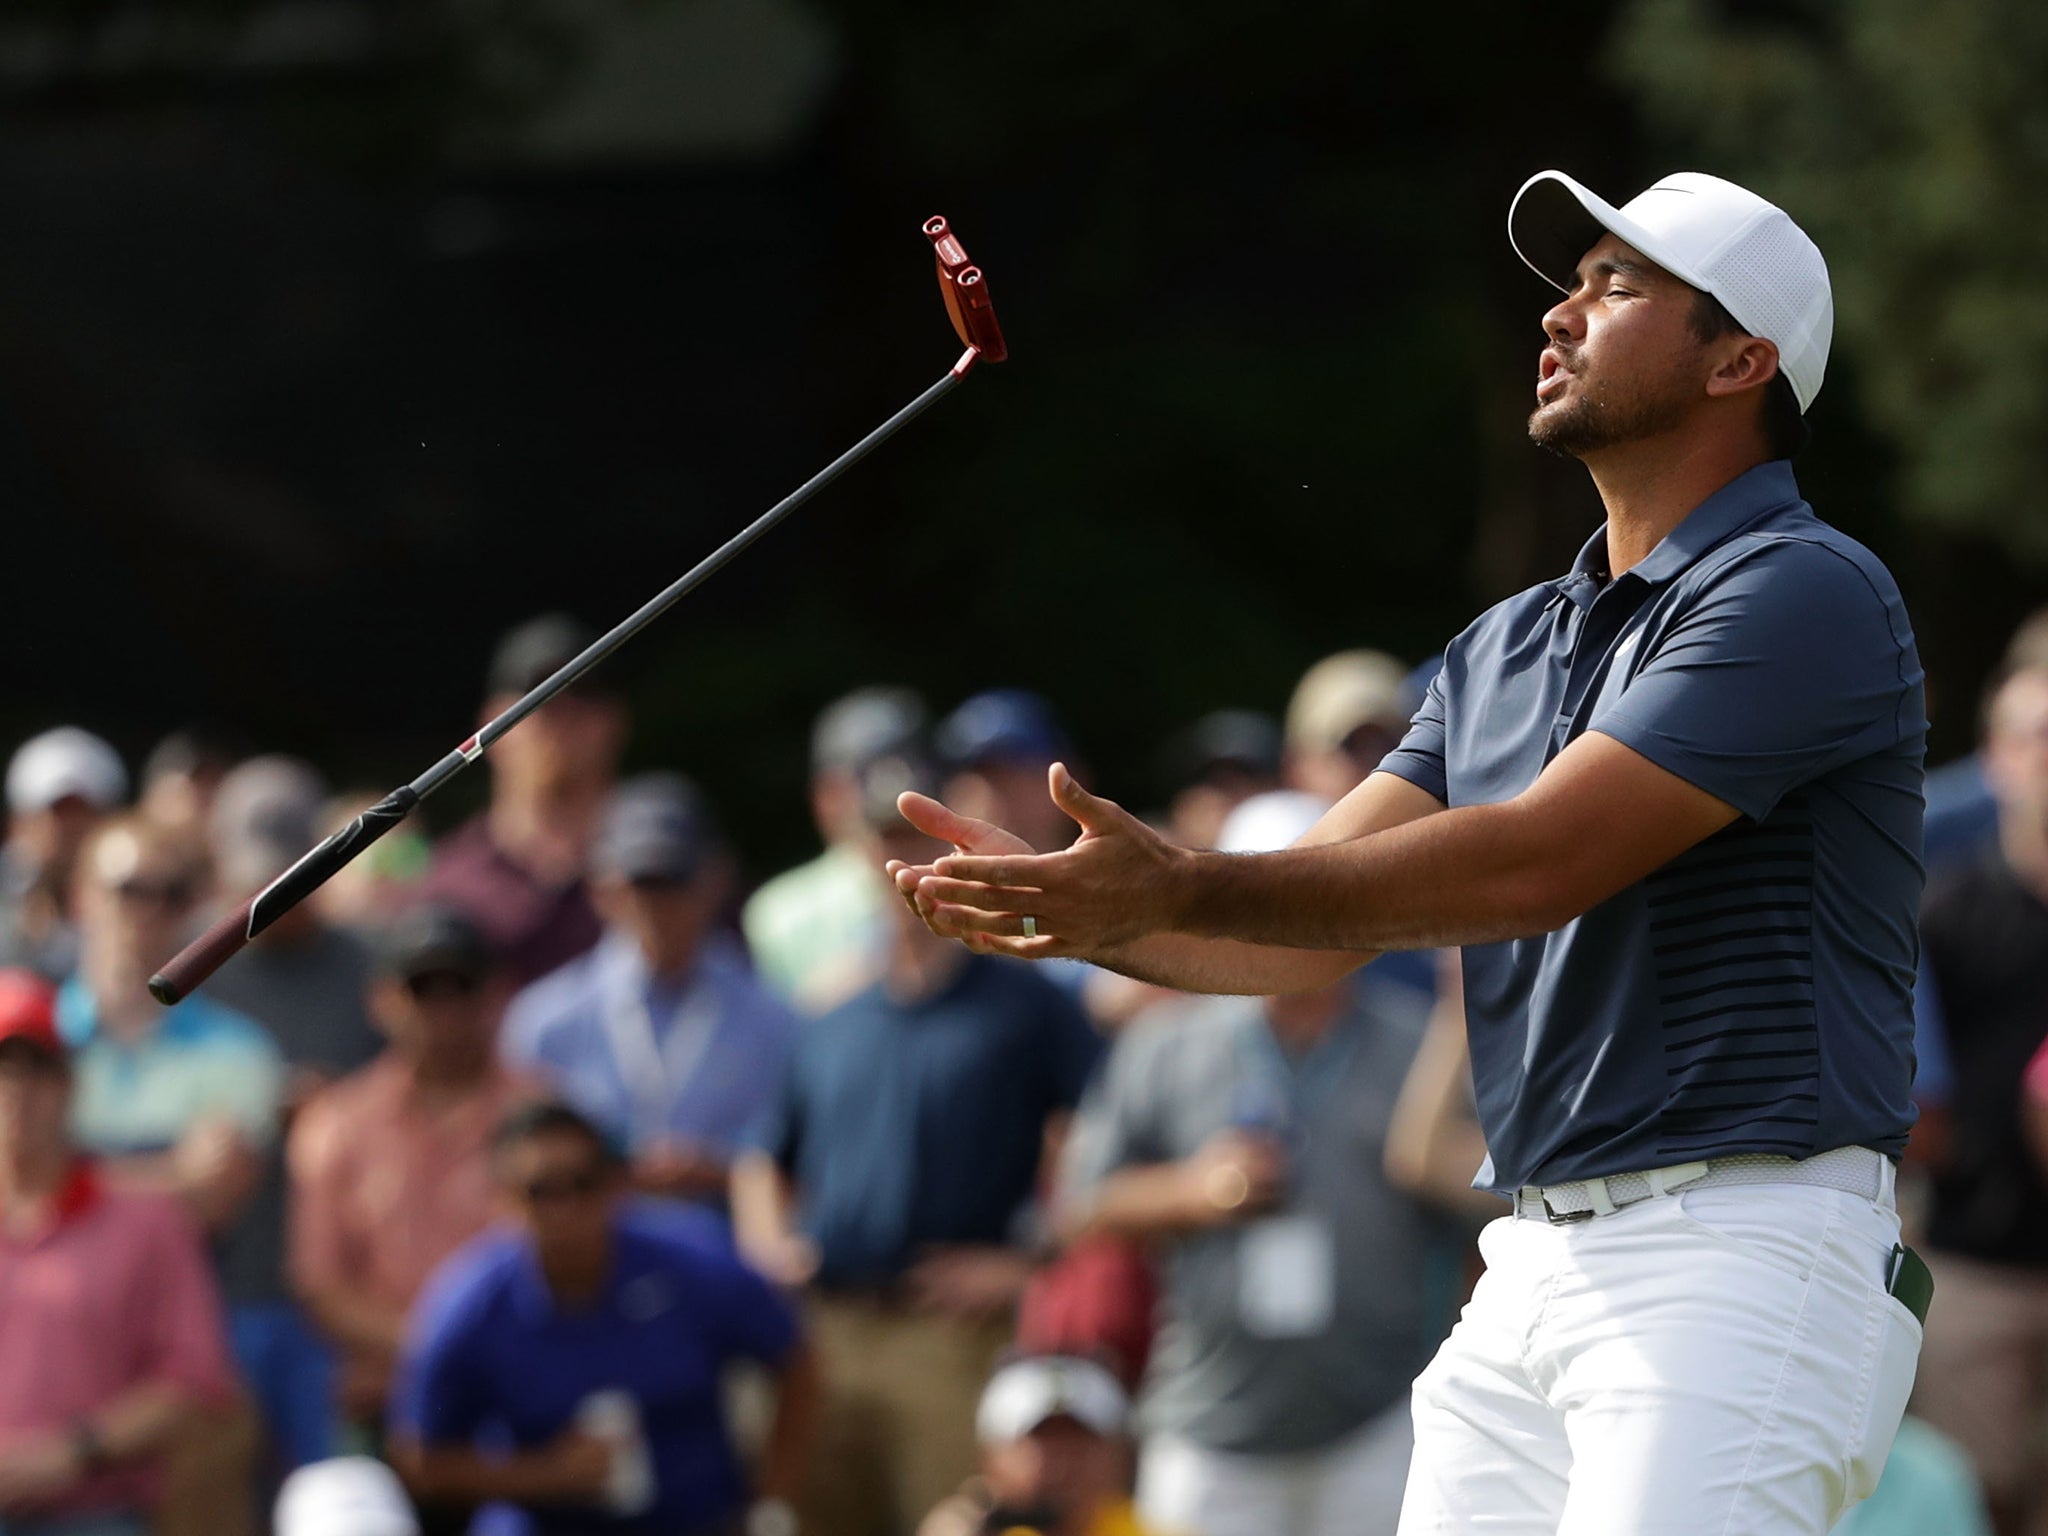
[5,727,128,816]
[1508,170,1833,411]
[275,1457,420,1536]
[976,1356,1131,1443]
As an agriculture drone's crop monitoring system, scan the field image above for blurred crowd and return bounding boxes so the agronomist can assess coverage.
[1,603,2045,1536]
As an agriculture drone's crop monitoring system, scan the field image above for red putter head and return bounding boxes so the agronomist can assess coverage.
[925,216,1009,370]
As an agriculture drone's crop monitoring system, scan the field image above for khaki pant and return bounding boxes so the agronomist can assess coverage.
[1909,1250,2048,1535]
[798,1296,1011,1536]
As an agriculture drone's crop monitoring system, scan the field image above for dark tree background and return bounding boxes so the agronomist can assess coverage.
[0,1,2038,875]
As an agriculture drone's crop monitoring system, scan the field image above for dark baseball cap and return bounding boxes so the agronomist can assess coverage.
[0,969,65,1062]
[486,614,614,700]
[593,774,719,883]
[937,689,1072,770]
[810,687,929,776]
[1161,709,1284,790]
[377,903,496,981]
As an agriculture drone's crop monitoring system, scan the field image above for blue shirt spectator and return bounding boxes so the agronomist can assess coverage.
[504,935,794,1170]
[393,1104,815,1536]
[504,775,795,1206]
[753,954,1100,1286]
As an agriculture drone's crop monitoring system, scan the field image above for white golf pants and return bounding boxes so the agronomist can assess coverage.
[1396,1176,1922,1535]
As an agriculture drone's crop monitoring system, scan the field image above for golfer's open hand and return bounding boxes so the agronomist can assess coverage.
[887,792,1031,954]
[907,763,1192,957]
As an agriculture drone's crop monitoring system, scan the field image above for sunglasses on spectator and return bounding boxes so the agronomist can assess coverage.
[108,877,193,909]
[403,970,484,1001]
[516,1166,608,1205]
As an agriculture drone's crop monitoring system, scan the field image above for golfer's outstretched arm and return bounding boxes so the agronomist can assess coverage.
[896,770,1446,995]
[915,731,1739,962]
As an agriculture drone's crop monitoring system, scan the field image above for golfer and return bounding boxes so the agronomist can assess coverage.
[893,171,1927,1534]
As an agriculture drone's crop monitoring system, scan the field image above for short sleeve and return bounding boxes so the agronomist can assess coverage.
[1590,541,1919,821]
[389,1258,493,1444]
[702,1248,801,1367]
[1376,665,1449,804]
[212,1030,287,1149]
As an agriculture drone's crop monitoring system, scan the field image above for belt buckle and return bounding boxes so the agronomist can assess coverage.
[1541,1195,1593,1225]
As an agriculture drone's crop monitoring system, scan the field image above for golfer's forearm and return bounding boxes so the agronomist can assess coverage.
[1176,801,1569,952]
[1091,933,1366,996]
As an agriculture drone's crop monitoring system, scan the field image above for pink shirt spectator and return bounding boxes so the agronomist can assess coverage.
[0,1165,237,1518]
[2026,1034,2048,1106]
[414,817,602,987]
[289,1057,535,1318]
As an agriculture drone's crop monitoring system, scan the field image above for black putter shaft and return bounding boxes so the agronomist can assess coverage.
[150,357,978,1005]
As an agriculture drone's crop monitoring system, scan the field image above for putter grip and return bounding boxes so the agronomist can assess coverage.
[148,784,421,1006]
[149,897,257,1006]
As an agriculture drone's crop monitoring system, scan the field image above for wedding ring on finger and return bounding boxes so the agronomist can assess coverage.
[1021,915,1038,939]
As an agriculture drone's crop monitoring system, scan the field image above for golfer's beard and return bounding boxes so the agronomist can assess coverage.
[1528,363,1692,460]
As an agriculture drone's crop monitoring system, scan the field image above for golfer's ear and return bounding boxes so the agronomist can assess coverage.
[1705,336,1779,399]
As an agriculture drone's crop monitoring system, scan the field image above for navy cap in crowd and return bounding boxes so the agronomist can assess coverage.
[936,689,1072,770]
[1161,709,1284,791]
[810,687,929,777]
[593,773,720,883]
[377,903,496,982]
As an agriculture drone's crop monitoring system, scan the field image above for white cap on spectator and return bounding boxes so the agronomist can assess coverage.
[976,1356,1131,1443]
[5,727,128,816]
[1218,790,1332,856]
[275,1457,419,1536]
[1508,170,1833,410]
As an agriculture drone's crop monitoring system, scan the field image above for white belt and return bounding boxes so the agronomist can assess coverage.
[1513,1145,1894,1225]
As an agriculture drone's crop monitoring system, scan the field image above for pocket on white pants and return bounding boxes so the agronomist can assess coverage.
[1846,1291,1923,1504]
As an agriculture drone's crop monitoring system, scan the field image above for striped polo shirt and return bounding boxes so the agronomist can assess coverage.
[1379,461,1925,1192]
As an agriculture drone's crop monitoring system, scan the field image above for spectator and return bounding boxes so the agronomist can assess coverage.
[1155,711,1281,850]
[61,814,280,1234]
[275,1457,421,1536]
[0,727,127,982]
[204,757,388,1474]
[391,1101,818,1536]
[289,904,535,1434]
[503,775,793,1204]
[1055,793,1455,1536]
[733,746,1102,1536]
[1281,650,1412,805]
[1921,607,2048,878]
[1912,653,2048,1534]
[937,689,1079,854]
[0,967,240,1536]
[917,1356,1161,1536]
[138,728,243,849]
[417,615,626,987]
[742,685,927,1015]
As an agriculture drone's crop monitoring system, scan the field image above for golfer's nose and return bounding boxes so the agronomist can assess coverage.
[1542,295,1585,345]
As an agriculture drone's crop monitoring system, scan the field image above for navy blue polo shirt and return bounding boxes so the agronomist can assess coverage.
[1378,461,1925,1192]
[755,954,1101,1286]
[392,1203,797,1536]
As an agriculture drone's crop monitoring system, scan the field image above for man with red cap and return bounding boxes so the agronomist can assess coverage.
[0,968,240,1536]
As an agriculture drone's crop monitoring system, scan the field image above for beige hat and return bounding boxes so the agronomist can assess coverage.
[1285,651,1411,757]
